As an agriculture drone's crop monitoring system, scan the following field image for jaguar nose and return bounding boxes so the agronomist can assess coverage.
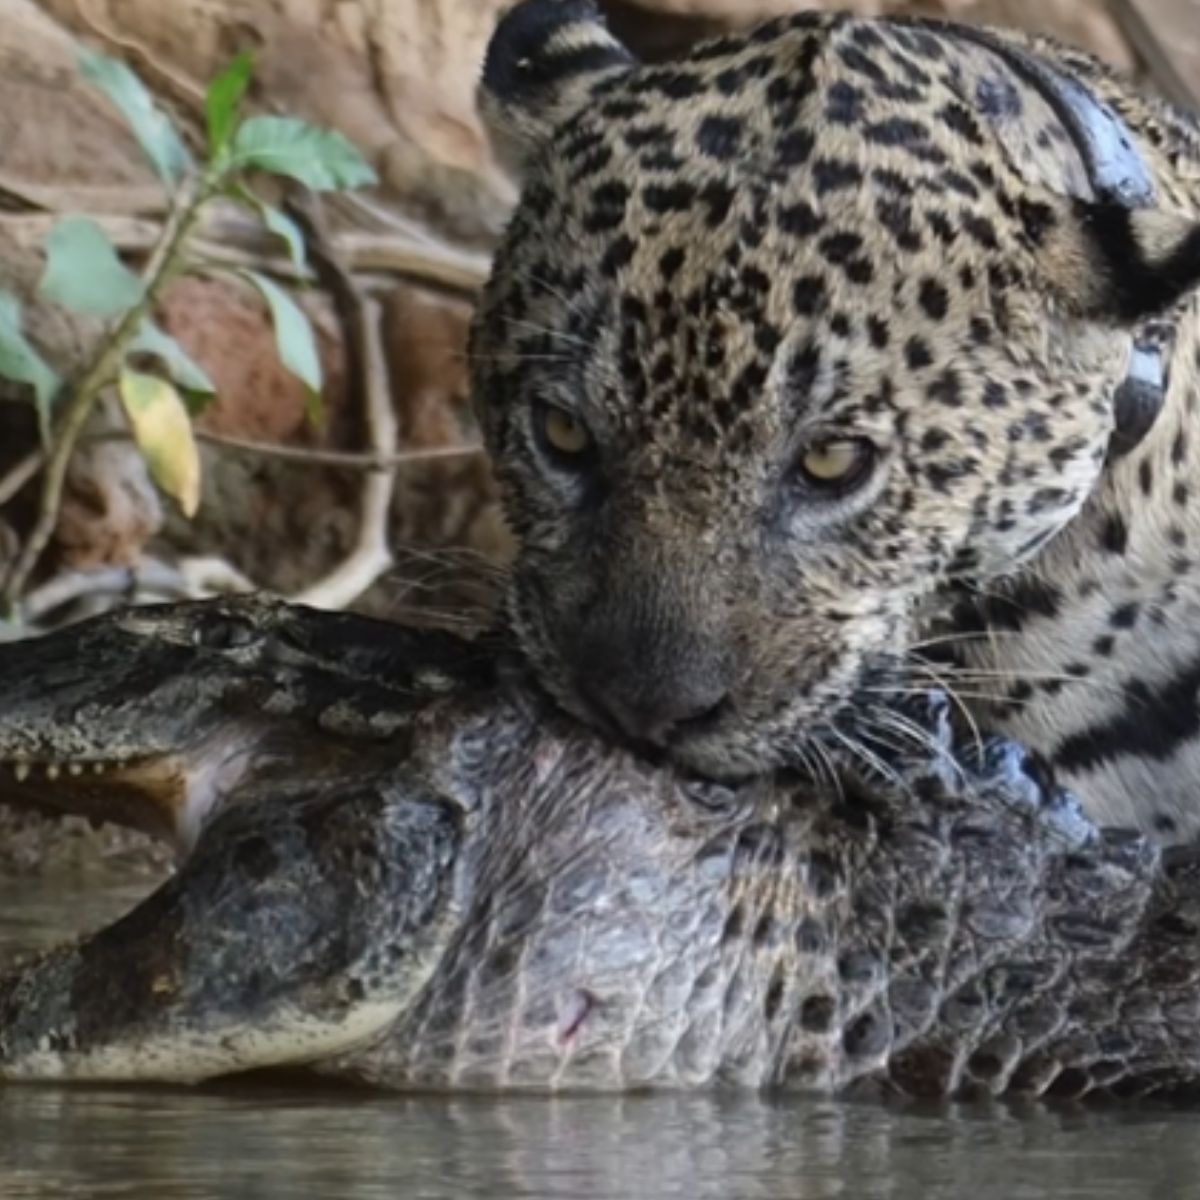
[576,667,730,748]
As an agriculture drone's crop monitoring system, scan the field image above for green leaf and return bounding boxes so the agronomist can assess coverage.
[39,217,144,317]
[231,186,307,272]
[239,270,322,412]
[256,202,309,273]
[0,291,61,436]
[205,51,254,160]
[128,319,215,403]
[79,47,192,186]
[230,116,377,191]
[118,369,202,517]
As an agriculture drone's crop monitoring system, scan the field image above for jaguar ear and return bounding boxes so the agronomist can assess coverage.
[1034,195,1200,323]
[479,0,636,176]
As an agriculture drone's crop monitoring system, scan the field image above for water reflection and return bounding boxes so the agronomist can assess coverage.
[3,1085,1199,1200]
[1,879,1197,1199]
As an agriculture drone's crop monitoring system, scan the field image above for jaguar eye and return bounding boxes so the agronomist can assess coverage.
[536,401,593,462]
[794,438,876,494]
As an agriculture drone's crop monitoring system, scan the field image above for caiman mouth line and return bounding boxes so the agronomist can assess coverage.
[0,752,192,840]
[0,737,259,850]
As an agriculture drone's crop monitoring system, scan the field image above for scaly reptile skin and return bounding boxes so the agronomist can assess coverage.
[0,597,1198,1098]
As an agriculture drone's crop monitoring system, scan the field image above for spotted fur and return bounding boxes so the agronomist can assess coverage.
[471,1,1200,839]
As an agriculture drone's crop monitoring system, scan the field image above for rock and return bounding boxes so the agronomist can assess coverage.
[602,0,1136,70]
[0,0,161,206]
[57,438,163,571]
[160,276,331,445]
[37,0,519,241]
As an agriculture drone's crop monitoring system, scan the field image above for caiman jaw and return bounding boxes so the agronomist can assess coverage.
[0,735,259,851]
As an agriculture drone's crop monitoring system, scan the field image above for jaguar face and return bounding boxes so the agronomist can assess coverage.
[470,1,1200,777]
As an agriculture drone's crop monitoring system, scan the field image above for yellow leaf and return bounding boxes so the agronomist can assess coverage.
[118,369,201,517]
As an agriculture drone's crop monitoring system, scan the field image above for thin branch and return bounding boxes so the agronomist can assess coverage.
[22,560,192,622]
[193,429,483,469]
[0,174,168,215]
[284,195,400,610]
[173,554,257,597]
[85,422,484,469]
[288,294,397,609]
[0,207,490,294]
[0,447,44,508]
[1,178,209,608]
[328,230,491,293]
[20,554,256,625]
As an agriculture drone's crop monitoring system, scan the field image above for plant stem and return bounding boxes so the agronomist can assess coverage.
[1,177,211,614]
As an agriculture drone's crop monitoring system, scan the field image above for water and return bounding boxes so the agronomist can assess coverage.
[2,877,1199,1200]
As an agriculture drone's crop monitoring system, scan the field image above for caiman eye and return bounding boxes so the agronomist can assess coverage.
[793,438,876,495]
[535,400,594,464]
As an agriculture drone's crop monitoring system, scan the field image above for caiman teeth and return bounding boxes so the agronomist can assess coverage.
[3,758,117,781]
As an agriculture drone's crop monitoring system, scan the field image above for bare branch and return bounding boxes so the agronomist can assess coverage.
[20,553,256,625]
[1,178,210,608]
[193,429,484,469]
[0,448,45,508]
[0,206,490,294]
[283,195,400,610]
[0,173,168,215]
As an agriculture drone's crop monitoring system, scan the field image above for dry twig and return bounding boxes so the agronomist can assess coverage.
[20,554,256,625]
[0,207,489,294]
[1,179,210,609]
[194,429,484,469]
[0,448,45,509]
[284,194,400,610]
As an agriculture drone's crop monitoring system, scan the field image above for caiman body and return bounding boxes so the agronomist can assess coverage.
[1,598,1199,1098]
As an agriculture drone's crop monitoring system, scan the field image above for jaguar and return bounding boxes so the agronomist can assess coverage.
[469,0,1200,838]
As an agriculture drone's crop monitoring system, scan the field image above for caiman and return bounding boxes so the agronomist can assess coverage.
[1,596,1199,1100]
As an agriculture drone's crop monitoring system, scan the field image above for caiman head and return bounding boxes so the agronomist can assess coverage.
[0,597,492,848]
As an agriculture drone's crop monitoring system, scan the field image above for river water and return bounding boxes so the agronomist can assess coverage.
[2,877,1198,1200]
